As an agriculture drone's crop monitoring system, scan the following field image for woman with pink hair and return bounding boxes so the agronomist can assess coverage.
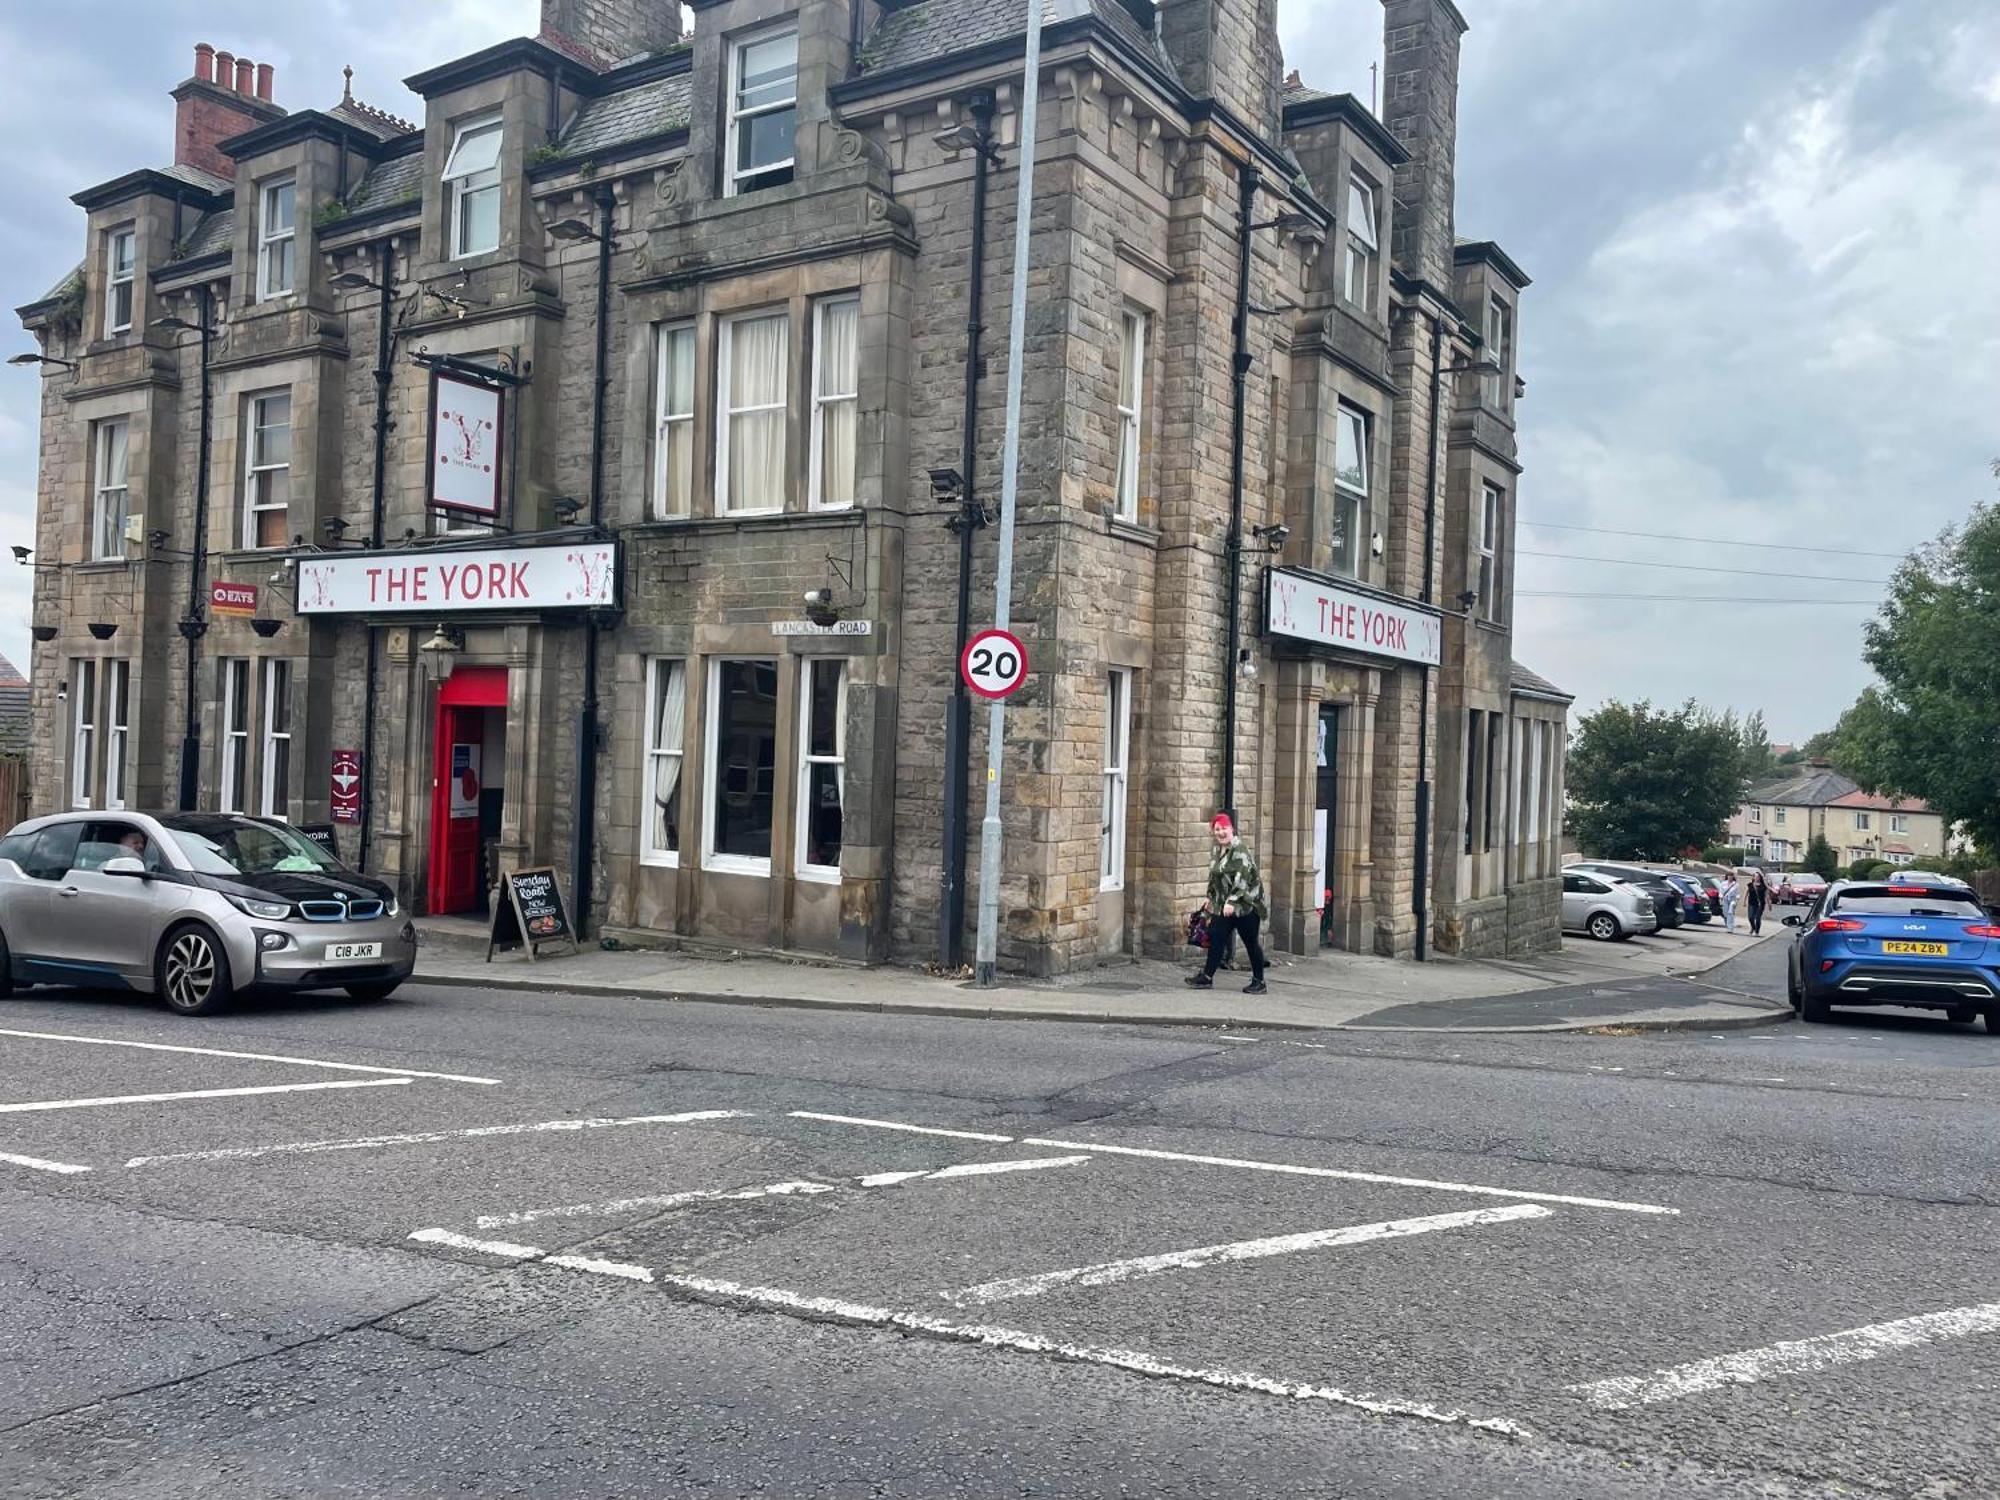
[1187,813,1269,994]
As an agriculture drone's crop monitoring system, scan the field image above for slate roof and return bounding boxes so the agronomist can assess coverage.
[1828,788,1933,815]
[556,70,692,157]
[177,209,233,261]
[32,264,82,307]
[158,162,231,195]
[347,152,424,214]
[858,0,1173,79]
[0,653,28,752]
[1509,661,1571,701]
[331,96,418,140]
[1747,768,1860,808]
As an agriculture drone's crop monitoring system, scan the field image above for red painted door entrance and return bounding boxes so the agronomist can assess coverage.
[429,666,508,915]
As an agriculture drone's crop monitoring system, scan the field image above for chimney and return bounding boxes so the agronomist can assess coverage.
[1382,0,1467,288]
[1157,0,1284,135]
[538,0,683,69]
[171,43,284,180]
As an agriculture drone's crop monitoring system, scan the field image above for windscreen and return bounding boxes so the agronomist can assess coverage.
[161,816,342,876]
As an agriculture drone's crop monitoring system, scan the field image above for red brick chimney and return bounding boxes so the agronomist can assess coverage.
[171,42,284,181]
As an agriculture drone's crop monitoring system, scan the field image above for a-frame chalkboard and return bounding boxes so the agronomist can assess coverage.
[486,866,580,961]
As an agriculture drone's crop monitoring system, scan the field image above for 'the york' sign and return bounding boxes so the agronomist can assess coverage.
[1265,568,1442,667]
[294,542,617,615]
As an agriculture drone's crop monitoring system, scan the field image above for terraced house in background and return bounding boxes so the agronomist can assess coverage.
[14,0,1566,972]
[1728,764,1950,871]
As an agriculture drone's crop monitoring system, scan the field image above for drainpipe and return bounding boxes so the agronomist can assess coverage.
[176,284,215,811]
[358,239,394,872]
[938,88,996,971]
[1412,309,1445,961]
[1220,164,1259,820]
[571,181,614,935]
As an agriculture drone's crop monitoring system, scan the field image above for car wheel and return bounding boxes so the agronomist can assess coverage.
[345,981,402,1002]
[1946,1005,1978,1025]
[158,924,233,1017]
[1800,987,1832,1024]
[1786,964,1801,1010]
[1985,1010,2000,1037]
[1586,913,1620,942]
[0,926,12,999]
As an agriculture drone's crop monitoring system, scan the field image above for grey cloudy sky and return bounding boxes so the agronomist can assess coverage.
[4,1,1995,742]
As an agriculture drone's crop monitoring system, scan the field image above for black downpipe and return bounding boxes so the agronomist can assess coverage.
[938,89,995,971]
[1412,311,1445,961]
[572,183,614,935]
[176,284,215,811]
[1220,164,1259,820]
[358,239,394,872]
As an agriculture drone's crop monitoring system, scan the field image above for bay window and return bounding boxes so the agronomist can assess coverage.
[92,418,130,561]
[652,323,695,517]
[258,178,295,299]
[727,28,797,195]
[705,658,778,872]
[105,227,135,333]
[810,296,858,509]
[1343,177,1378,308]
[797,659,847,879]
[643,658,687,864]
[244,391,291,549]
[718,311,788,514]
[443,115,503,259]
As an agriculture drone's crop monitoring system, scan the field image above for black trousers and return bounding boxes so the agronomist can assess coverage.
[1203,911,1267,980]
[1748,900,1765,934]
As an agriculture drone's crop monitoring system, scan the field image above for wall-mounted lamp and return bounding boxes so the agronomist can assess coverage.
[1250,522,1290,552]
[546,216,608,245]
[11,545,32,566]
[1237,647,1258,680]
[8,351,76,373]
[330,270,387,294]
[87,621,118,641]
[1455,589,1479,611]
[56,679,66,704]
[1370,531,1385,559]
[927,467,964,504]
[550,496,583,527]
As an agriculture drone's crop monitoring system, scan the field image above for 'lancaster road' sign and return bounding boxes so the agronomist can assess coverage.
[295,542,616,615]
[1265,568,1442,667]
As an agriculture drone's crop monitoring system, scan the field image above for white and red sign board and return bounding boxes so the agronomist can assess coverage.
[961,628,1028,699]
[431,372,503,516]
[330,749,362,824]
[294,542,616,615]
[1266,569,1442,668]
[211,581,257,617]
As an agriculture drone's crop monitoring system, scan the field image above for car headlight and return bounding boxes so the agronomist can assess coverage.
[385,893,400,918]
[229,894,293,921]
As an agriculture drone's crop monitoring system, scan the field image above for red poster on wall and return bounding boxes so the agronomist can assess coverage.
[330,748,363,824]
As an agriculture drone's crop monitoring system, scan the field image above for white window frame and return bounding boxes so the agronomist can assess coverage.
[1746,835,1764,856]
[1890,814,1909,834]
[652,322,696,518]
[642,657,687,867]
[70,660,97,808]
[243,390,292,549]
[1484,294,1513,407]
[220,658,250,814]
[443,114,503,260]
[1749,805,1762,824]
[1100,668,1132,891]
[260,658,291,820]
[716,309,789,516]
[92,417,130,562]
[702,657,777,877]
[1774,806,1787,825]
[1114,310,1146,522]
[106,227,135,334]
[1477,482,1501,622]
[808,296,859,511]
[726,24,798,197]
[1853,811,1871,831]
[104,660,130,810]
[257,177,296,300]
[1343,176,1378,307]
[796,658,848,882]
[1332,403,1369,578]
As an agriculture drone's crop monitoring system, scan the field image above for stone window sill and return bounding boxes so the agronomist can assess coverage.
[1106,515,1159,547]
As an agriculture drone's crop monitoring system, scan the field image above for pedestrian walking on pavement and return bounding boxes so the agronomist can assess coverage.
[1719,871,1740,934]
[1747,871,1768,935]
[1187,813,1269,994]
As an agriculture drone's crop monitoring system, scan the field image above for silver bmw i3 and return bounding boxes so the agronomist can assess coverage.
[0,811,417,1016]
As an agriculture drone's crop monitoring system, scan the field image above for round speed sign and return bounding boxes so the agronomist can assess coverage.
[961,628,1028,699]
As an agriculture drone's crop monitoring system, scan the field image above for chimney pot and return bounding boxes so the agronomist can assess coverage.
[214,50,235,89]
[255,62,273,101]
[194,43,214,83]
[235,57,254,94]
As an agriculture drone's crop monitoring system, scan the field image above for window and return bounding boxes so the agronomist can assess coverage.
[1343,176,1378,307]
[652,323,695,518]
[258,178,295,299]
[220,658,250,813]
[1749,805,1763,824]
[1890,814,1909,834]
[705,659,778,872]
[70,661,97,808]
[1464,710,1481,855]
[1853,811,1871,831]
[22,822,81,881]
[1746,836,1764,856]
[1100,669,1131,891]
[106,227,135,333]
[443,115,503,259]
[797,659,847,879]
[1774,807,1787,825]
[76,821,165,875]
[104,661,130,810]
[642,658,686,864]
[92,418,130,561]
[1332,403,1369,578]
[718,311,788,514]
[1477,482,1501,622]
[1113,310,1146,522]
[260,658,291,819]
[727,27,797,194]
[244,391,291,548]
[810,297,859,510]
[1484,294,1513,407]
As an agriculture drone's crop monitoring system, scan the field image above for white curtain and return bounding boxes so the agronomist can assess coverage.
[729,314,787,510]
[817,301,857,506]
[651,662,685,853]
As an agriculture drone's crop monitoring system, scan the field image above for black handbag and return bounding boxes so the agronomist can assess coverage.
[1185,908,1211,949]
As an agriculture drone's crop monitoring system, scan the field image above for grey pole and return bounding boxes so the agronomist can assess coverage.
[971,0,1044,988]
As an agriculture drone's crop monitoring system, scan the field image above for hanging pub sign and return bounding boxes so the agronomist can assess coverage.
[429,369,504,518]
[211,581,258,617]
[330,748,363,824]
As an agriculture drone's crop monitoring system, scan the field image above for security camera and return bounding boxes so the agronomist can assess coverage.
[1370,531,1385,559]
[1251,522,1290,551]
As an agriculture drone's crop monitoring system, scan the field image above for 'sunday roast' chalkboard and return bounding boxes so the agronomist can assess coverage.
[486,866,579,961]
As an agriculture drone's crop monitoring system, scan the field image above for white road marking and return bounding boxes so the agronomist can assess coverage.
[0,1077,410,1114]
[788,1110,1013,1142]
[0,1027,500,1085]
[1569,1300,2000,1409]
[0,1150,92,1174]
[1019,1136,1680,1216]
[925,1155,1089,1181]
[945,1204,1552,1306]
[1215,1035,1258,1042]
[856,1169,927,1186]
[124,1109,751,1168]
[477,1179,833,1229]
[401,1230,1528,1438]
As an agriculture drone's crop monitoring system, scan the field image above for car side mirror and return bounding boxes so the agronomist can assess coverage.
[101,856,148,879]
[1781,914,1802,927]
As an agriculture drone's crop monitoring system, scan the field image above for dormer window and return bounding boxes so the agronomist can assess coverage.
[1484,294,1513,407]
[105,227,136,334]
[443,115,503,258]
[258,178,295,299]
[727,27,797,196]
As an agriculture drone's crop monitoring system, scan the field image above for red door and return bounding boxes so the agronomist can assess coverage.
[428,666,507,915]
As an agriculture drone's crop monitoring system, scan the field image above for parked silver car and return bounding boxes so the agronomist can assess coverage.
[1561,869,1659,941]
[0,811,416,1016]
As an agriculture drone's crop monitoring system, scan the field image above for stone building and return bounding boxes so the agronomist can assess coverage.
[15,0,1567,973]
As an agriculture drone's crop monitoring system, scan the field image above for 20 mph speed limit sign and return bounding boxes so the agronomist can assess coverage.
[961,628,1028,699]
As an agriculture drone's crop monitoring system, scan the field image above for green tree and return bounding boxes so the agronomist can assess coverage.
[1567,700,1748,859]
[1828,498,2000,856]
[1738,709,1776,784]
[1802,834,1839,879]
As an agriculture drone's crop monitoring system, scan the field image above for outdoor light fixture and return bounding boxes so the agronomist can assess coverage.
[11,545,30,566]
[1236,647,1258,680]
[56,680,66,704]
[1251,522,1290,551]
[1371,531,1385,559]
[8,352,76,372]
[550,496,584,526]
[1456,589,1479,611]
[330,270,385,293]
[87,621,118,641]
[546,216,605,244]
[250,617,284,638]
[927,467,964,503]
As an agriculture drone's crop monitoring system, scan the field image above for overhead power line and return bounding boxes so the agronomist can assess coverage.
[1518,591,1880,604]
[1520,519,1912,561]
[1515,548,1889,585]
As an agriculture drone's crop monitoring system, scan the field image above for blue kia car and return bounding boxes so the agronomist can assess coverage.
[1784,877,2000,1031]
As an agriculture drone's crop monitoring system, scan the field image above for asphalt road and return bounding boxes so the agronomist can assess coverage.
[4,934,1998,1499]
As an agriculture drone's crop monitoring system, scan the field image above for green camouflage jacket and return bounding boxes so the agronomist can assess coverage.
[1206,839,1269,921]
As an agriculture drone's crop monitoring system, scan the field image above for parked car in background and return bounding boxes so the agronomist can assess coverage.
[1776,872,1828,906]
[1564,862,1686,929]
[1784,878,2000,1031]
[1562,871,1660,942]
[1681,871,1723,915]
[1659,873,1712,923]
